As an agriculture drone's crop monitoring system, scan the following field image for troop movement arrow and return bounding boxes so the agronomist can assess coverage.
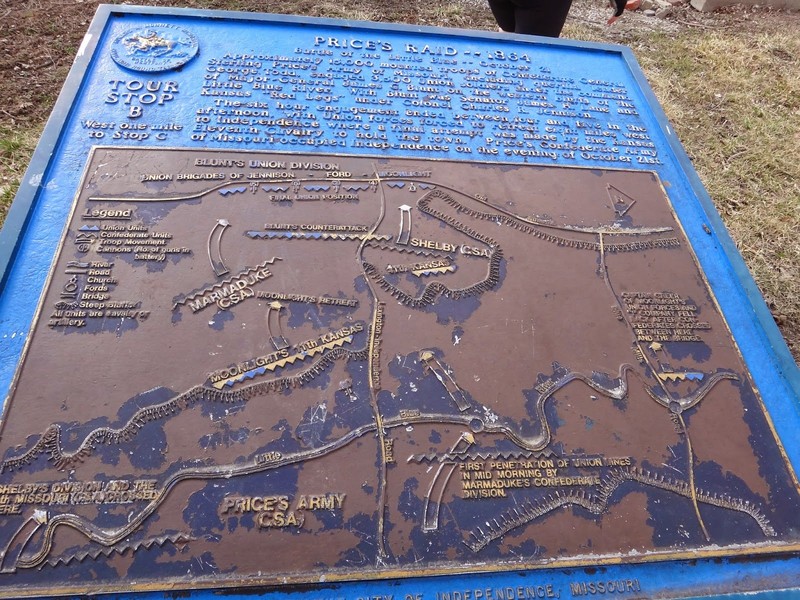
[267,301,290,350]
[207,219,230,277]
[419,350,471,412]
[422,432,475,531]
[396,205,412,245]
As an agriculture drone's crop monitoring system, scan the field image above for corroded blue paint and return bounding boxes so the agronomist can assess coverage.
[0,5,798,599]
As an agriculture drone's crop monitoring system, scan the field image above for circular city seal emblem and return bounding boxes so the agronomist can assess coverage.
[110,24,199,72]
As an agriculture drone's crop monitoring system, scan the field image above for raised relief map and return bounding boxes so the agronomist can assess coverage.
[0,148,798,595]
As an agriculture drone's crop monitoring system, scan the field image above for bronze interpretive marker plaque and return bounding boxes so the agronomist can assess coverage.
[1,147,798,594]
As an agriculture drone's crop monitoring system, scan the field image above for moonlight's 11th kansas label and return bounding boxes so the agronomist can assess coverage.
[0,148,798,595]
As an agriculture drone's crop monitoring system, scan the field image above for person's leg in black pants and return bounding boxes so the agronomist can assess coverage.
[488,0,573,37]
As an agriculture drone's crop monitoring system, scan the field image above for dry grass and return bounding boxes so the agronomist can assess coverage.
[0,0,798,361]
[636,31,800,355]
[0,127,39,225]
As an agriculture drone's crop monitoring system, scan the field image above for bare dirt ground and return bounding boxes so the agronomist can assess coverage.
[0,0,798,361]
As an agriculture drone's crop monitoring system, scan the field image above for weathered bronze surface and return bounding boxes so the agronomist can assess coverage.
[0,148,798,596]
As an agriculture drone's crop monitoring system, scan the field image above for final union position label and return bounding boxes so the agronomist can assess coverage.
[0,148,798,594]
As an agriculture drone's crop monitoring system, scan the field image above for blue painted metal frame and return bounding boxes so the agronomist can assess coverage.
[0,5,798,599]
